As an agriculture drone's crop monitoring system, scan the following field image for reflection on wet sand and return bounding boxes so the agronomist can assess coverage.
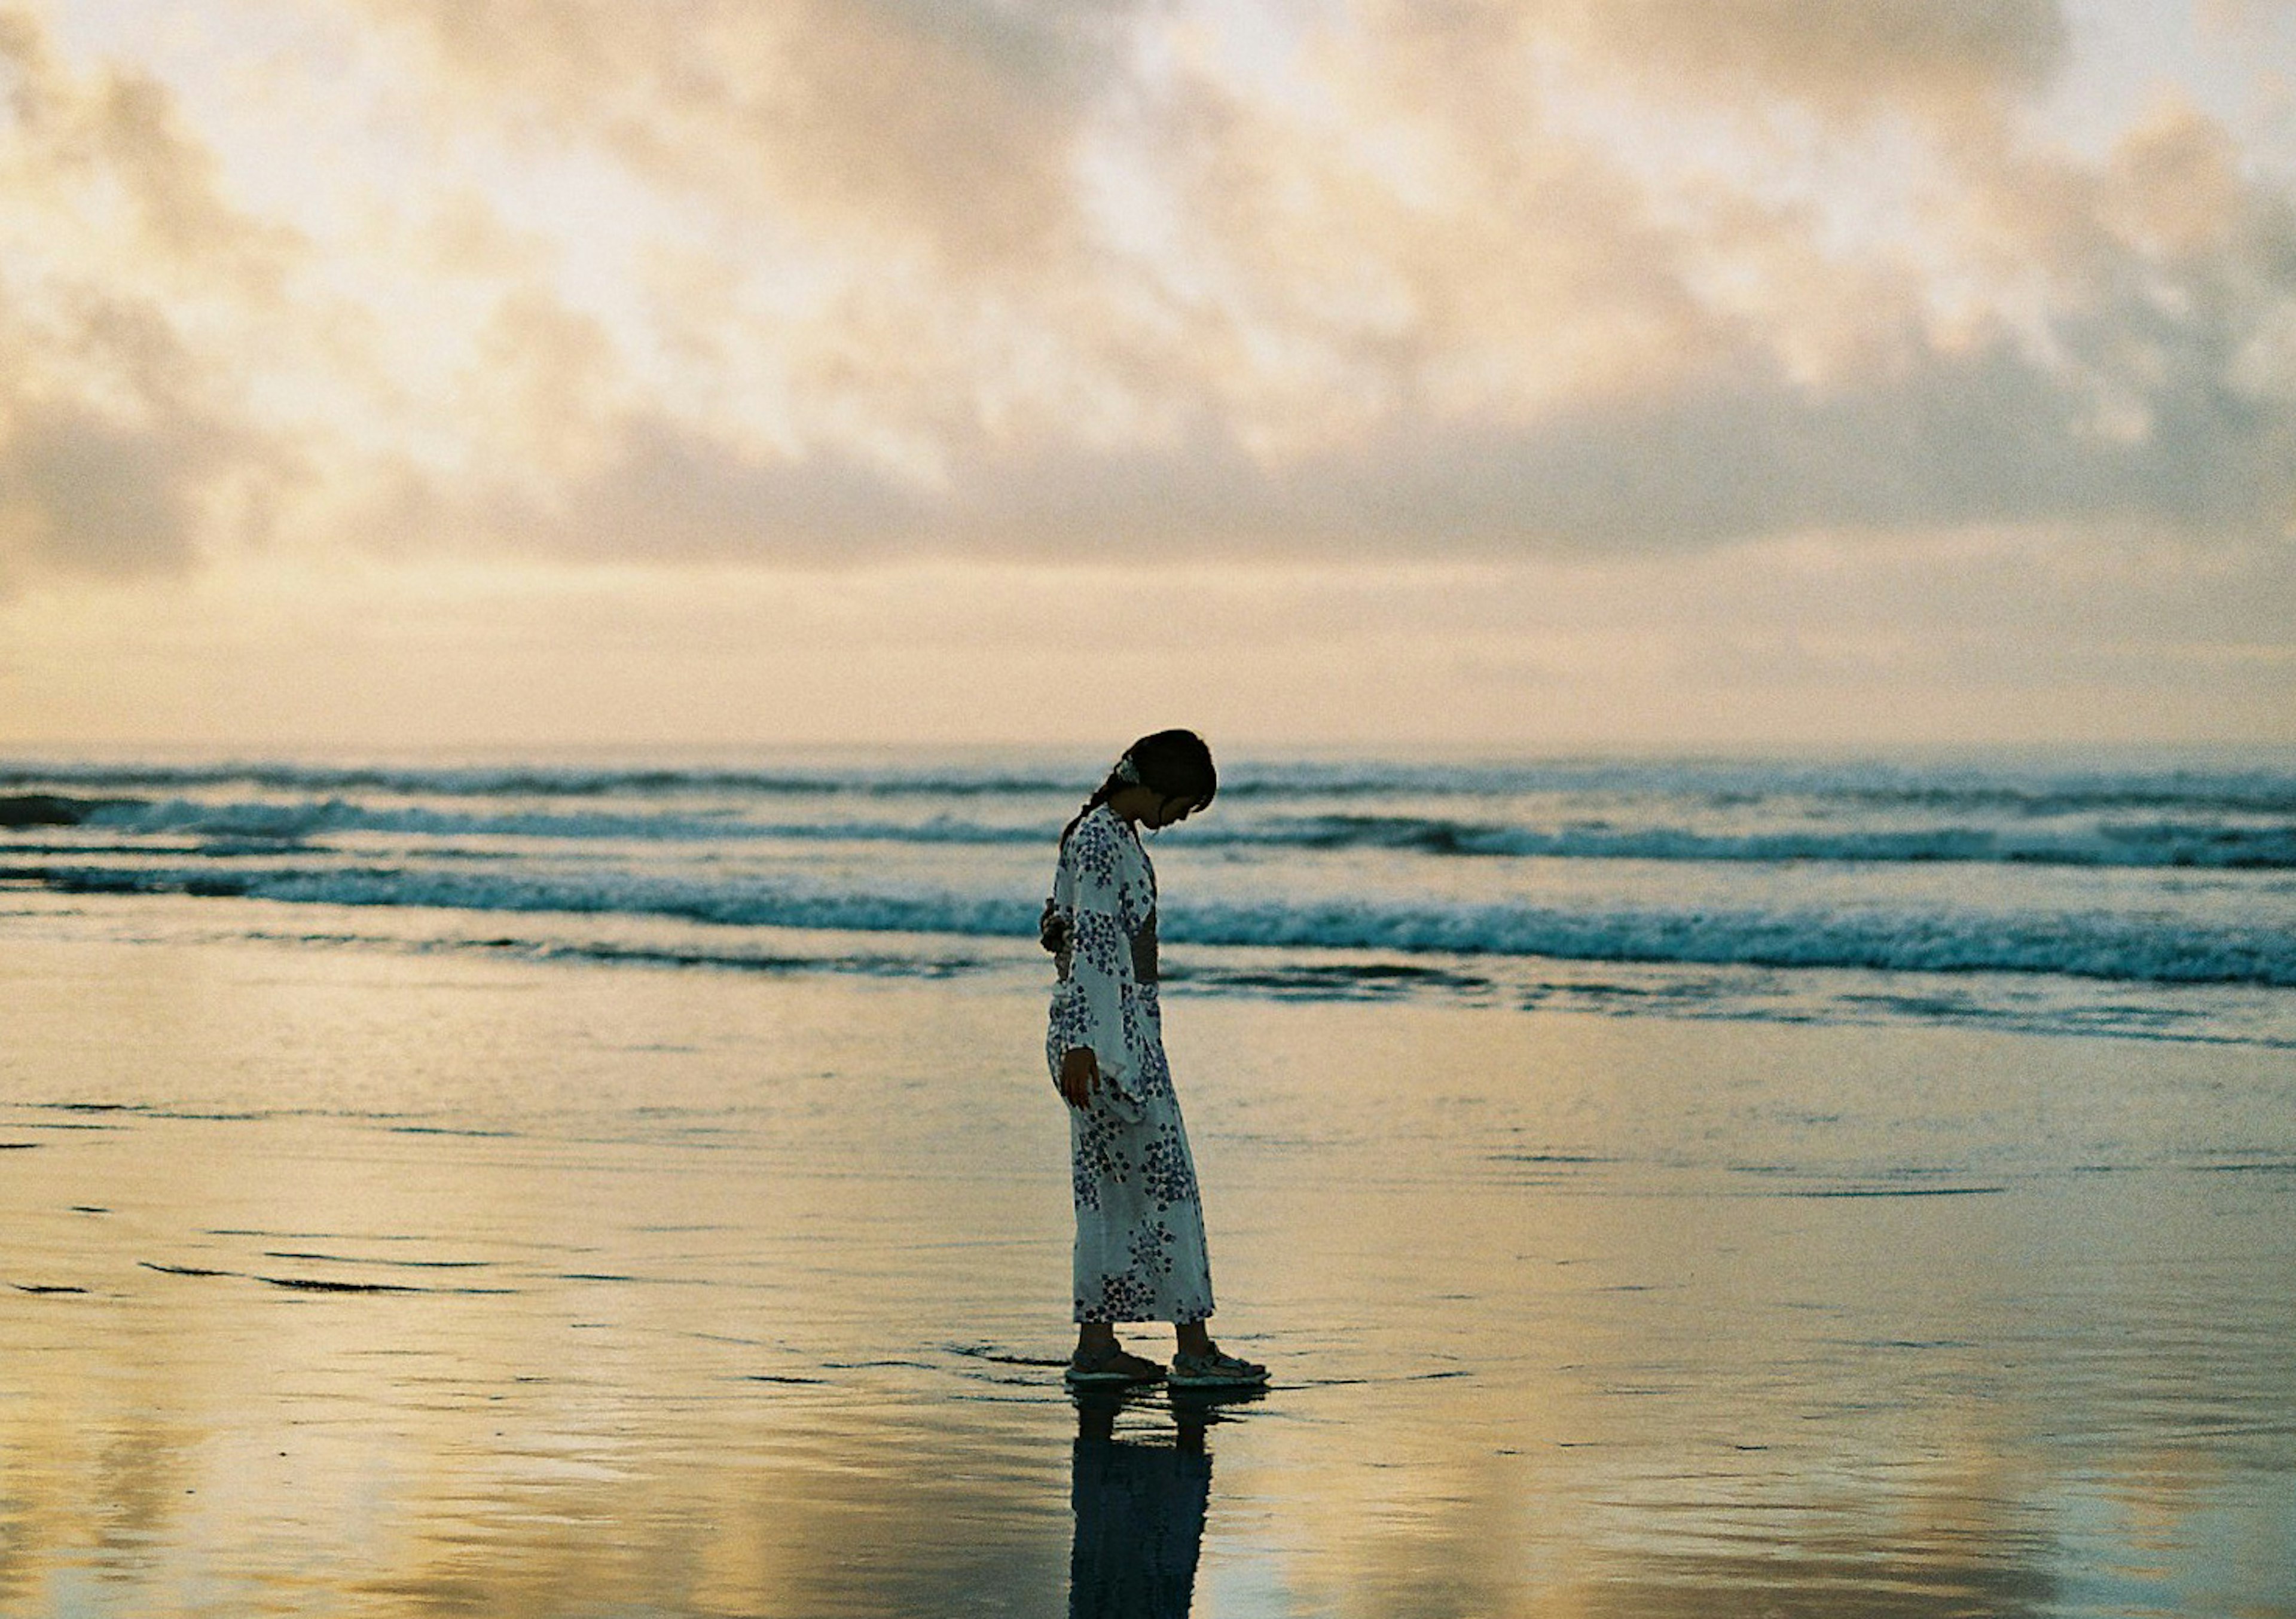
[1067,1388,1263,1618]
[2,938,2291,1618]
[1070,1392,1209,1619]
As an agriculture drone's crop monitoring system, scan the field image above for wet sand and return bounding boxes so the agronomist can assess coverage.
[2,933,2292,1617]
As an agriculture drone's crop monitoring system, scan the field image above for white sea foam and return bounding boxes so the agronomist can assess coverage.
[18,857,2295,988]
[17,791,2295,869]
[7,753,2294,1013]
[8,754,2295,810]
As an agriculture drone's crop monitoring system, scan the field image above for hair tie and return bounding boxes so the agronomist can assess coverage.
[1112,754,1143,787]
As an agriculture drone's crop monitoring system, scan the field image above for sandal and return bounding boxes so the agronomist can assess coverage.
[1168,1348,1268,1389]
[1064,1345,1167,1386]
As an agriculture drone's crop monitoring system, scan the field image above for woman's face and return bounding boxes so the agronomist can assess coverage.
[1140,795,1204,830]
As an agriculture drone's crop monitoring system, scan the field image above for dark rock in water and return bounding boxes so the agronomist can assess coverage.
[0,794,94,827]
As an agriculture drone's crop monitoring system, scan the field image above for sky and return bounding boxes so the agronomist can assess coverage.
[2,0,2292,753]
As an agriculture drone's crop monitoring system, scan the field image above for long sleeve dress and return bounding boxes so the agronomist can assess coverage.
[1045,804,1215,1325]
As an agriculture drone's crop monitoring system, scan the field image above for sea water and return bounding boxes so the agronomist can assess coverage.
[4,747,2292,1049]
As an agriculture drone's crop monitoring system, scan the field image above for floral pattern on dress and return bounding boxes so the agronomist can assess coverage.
[1128,1221,1178,1280]
[1047,804,1213,1326]
[1139,1123,1199,1211]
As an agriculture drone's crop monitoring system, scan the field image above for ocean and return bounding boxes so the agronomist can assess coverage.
[5,748,2291,1048]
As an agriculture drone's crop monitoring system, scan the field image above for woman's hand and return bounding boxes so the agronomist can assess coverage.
[1058,1046,1099,1108]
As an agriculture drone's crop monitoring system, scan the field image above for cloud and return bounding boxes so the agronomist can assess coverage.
[353,0,1144,269]
[376,1,2280,561]
[478,410,929,559]
[0,6,295,584]
[1525,0,2072,111]
[0,280,258,581]
[1,399,202,575]
[1,0,2290,586]
[896,337,2285,554]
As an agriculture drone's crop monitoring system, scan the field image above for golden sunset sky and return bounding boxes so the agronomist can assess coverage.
[2,0,2292,750]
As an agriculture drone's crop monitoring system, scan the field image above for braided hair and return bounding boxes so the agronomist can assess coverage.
[1040,729,1217,954]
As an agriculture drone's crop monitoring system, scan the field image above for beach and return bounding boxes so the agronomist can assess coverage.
[4,900,2291,1617]
[11,0,2294,1607]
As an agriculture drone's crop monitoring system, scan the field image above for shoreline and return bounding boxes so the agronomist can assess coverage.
[7,887,2291,1055]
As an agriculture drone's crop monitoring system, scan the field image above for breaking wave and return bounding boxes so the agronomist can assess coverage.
[7,794,2291,869]
[14,859,2292,988]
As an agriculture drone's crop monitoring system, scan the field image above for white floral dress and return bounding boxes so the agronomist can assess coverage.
[1046,804,1214,1325]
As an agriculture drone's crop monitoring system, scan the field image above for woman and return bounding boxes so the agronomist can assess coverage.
[1043,730,1267,1389]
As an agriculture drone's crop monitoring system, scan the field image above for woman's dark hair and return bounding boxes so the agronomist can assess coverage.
[1042,730,1217,953]
[1056,729,1217,851]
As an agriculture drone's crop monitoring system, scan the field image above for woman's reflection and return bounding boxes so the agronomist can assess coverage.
[1068,1389,1256,1618]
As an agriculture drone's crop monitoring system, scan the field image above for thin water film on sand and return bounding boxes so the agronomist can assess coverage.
[1,935,2291,1617]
